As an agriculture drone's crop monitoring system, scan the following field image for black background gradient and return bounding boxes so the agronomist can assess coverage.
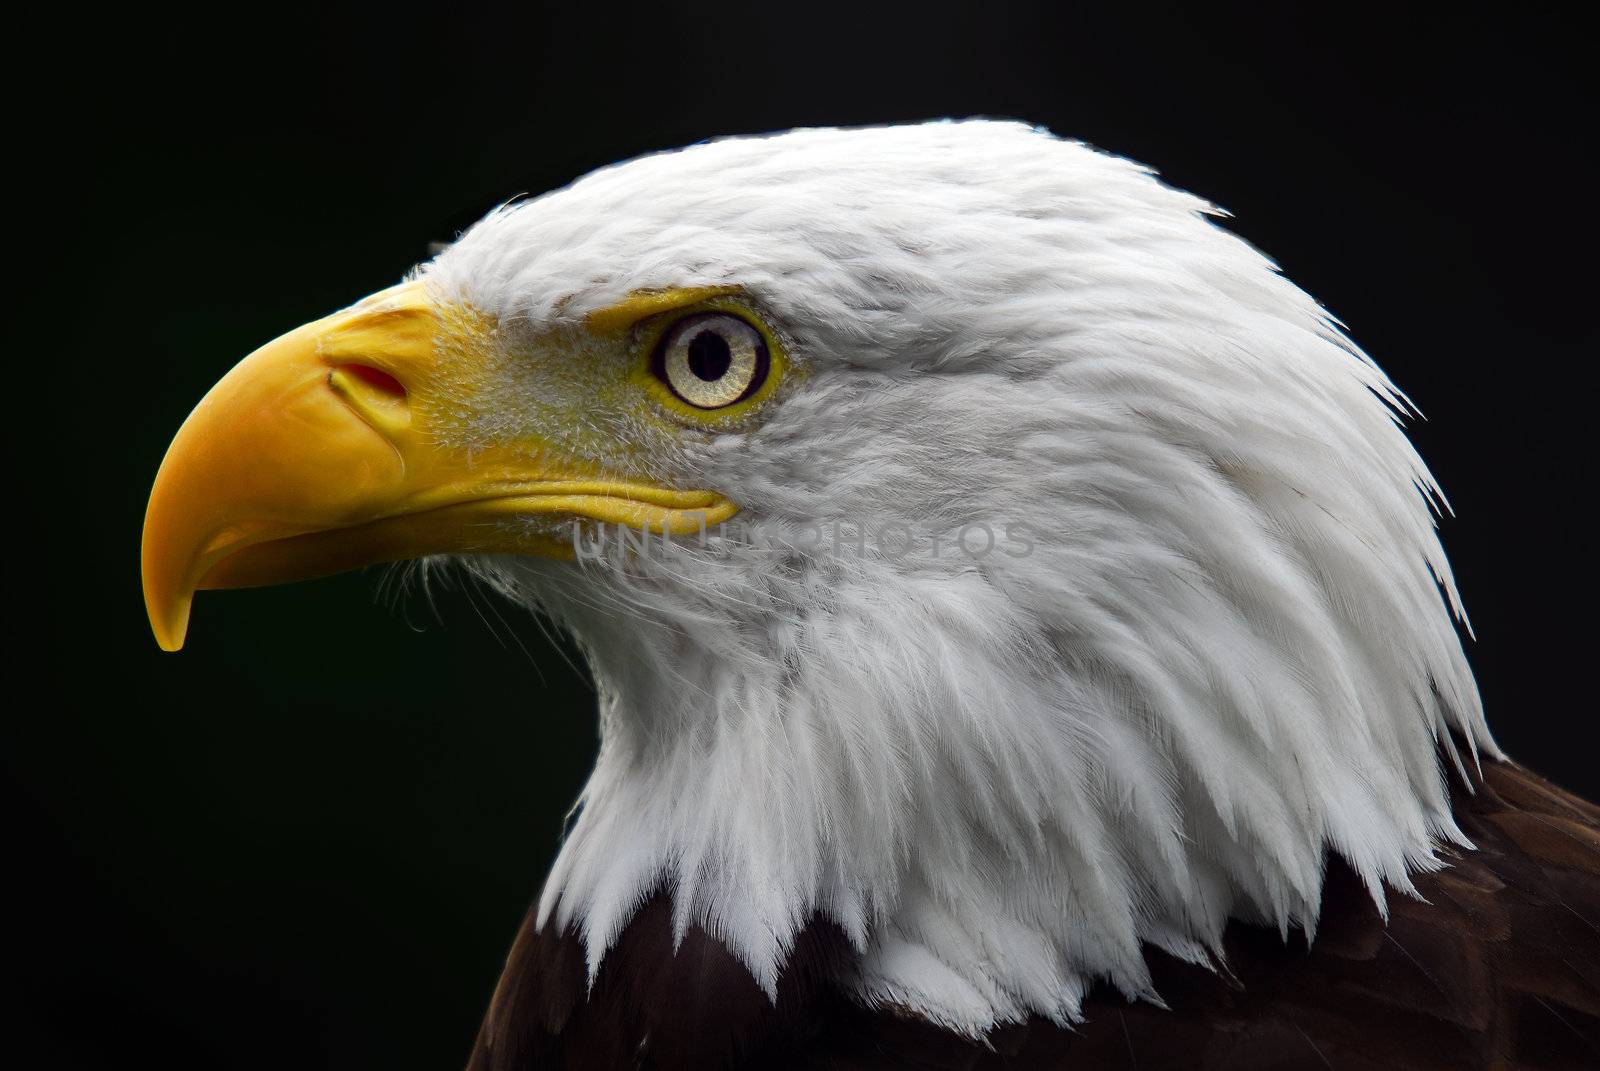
[9,5,1594,1067]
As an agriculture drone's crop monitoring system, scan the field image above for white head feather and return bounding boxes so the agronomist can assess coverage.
[425,120,1492,1033]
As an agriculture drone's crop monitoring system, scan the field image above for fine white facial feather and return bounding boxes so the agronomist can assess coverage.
[423,120,1493,1033]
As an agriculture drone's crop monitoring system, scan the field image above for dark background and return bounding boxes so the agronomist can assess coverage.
[9,4,1594,1068]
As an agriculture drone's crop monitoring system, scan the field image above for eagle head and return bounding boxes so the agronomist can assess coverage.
[142,120,1491,1031]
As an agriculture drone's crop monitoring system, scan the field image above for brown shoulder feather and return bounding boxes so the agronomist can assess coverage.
[468,759,1600,1070]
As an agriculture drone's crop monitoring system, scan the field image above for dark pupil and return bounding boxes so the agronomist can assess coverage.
[686,328,733,381]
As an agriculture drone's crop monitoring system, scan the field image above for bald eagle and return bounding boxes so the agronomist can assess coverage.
[143,122,1600,1069]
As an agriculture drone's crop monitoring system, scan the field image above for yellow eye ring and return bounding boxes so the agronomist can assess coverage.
[652,312,769,409]
[614,296,790,425]
[631,297,788,422]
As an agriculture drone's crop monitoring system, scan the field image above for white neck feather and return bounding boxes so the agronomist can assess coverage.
[468,433,1490,1033]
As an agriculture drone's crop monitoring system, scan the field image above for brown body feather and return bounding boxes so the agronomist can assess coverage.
[468,759,1600,1070]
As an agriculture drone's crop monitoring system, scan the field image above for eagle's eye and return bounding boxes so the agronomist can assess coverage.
[652,312,769,409]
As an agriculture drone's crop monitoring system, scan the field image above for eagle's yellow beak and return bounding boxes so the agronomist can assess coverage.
[142,281,733,651]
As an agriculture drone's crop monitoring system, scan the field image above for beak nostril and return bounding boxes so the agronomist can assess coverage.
[342,363,407,400]
[327,363,412,432]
